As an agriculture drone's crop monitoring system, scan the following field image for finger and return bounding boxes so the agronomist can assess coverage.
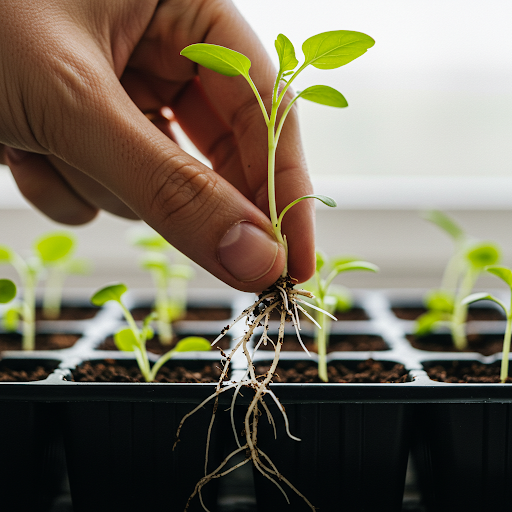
[4,147,98,225]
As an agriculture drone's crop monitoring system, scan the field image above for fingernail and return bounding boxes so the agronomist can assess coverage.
[218,222,279,282]
[5,147,30,164]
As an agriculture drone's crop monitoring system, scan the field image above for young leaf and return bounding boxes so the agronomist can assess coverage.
[329,284,352,312]
[0,245,13,262]
[0,279,16,303]
[130,229,170,251]
[486,265,512,288]
[35,232,75,263]
[302,30,375,70]
[422,210,465,241]
[140,252,168,272]
[424,289,454,313]
[461,292,506,313]
[277,194,337,230]
[173,336,211,352]
[114,327,138,352]
[466,243,501,269]
[298,85,348,108]
[415,310,449,336]
[315,250,327,273]
[180,43,251,78]
[332,260,379,274]
[91,283,127,306]
[168,264,195,280]
[275,34,298,73]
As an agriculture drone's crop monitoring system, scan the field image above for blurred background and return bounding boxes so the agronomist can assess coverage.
[1,0,511,291]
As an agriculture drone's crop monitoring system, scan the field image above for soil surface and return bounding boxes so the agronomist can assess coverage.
[130,306,233,322]
[0,365,53,382]
[254,359,408,383]
[407,333,504,356]
[35,306,98,321]
[71,359,225,383]
[426,361,512,383]
[258,334,387,352]
[393,306,504,321]
[0,333,79,351]
[98,333,228,354]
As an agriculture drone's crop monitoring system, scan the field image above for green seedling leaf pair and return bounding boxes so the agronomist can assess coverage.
[463,265,512,383]
[129,226,195,345]
[0,231,89,349]
[305,252,378,382]
[416,211,501,350]
[91,284,210,383]
[181,30,374,275]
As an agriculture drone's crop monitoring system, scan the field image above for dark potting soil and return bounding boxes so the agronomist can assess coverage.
[258,334,387,352]
[254,359,408,383]
[35,306,98,321]
[393,306,504,321]
[0,365,52,382]
[0,332,79,351]
[407,333,504,356]
[130,306,233,322]
[98,333,229,354]
[71,359,226,383]
[426,361,512,383]
[270,307,368,322]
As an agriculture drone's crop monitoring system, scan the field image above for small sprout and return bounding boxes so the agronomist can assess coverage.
[179,29,374,510]
[35,231,91,319]
[129,226,194,345]
[91,283,210,382]
[416,211,502,350]
[305,253,378,382]
[462,265,512,383]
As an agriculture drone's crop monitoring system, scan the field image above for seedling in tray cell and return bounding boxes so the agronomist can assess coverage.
[416,210,501,350]
[129,226,194,345]
[176,29,374,510]
[0,231,88,349]
[463,265,512,383]
[90,283,210,383]
[305,252,378,382]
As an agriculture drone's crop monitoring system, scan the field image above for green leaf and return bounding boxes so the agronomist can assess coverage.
[129,228,170,251]
[298,85,348,108]
[275,34,298,73]
[332,260,379,274]
[35,232,75,263]
[114,327,138,352]
[315,250,327,273]
[168,264,194,280]
[91,283,127,306]
[3,306,19,331]
[328,284,353,312]
[414,310,449,336]
[0,279,16,303]
[180,43,251,78]
[302,30,375,70]
[140,252,169,272]
[174,336,211,353]
[486,265,512,288]
[422,210,465,241]
[65,258,91,275]
[0,245,13,263]
[461,292,507,315]
[278,195,337,231]
[424,289,454,313]
[466,242,501,269]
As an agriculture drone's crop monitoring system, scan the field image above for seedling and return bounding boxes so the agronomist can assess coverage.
[0,279,17,305]
[416,211,501,350]
[177,30,374,510]
[463,265,512,383]
[129,227,194,344]
[91,283,210,382]
[306,252,378,382]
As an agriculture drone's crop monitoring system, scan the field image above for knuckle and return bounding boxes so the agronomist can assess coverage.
[149,156,222,234]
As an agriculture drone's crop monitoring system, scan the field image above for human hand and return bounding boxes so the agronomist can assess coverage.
[0,0,315,292]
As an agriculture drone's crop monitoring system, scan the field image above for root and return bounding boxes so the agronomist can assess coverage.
[176,276,330,512]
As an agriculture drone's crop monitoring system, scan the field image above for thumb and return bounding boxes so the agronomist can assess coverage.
[45,69,285,292]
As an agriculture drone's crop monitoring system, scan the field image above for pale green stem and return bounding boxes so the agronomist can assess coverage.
[42,267,65,319]
[315,300,329,383]
[149,347,177,382]
[151,268,172,344]
[22,271,36,351]
[245,75,270,125]
[451,267,478,350]
[500,295,512,383]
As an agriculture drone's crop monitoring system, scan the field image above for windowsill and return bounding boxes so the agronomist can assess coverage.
[2,165,512,211]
